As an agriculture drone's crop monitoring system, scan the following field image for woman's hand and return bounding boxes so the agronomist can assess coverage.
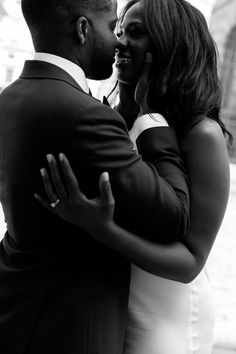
[116,82,140,129]
[135,52,153,115]
[34,153,115,240]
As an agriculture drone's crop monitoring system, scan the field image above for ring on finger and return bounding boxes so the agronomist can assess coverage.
[50,198,60,208]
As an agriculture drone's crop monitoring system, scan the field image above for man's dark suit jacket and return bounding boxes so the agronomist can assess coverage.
[0,60,189,354]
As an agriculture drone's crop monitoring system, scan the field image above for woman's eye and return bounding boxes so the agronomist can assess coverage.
[128,26,143,38]
[129,29,138,38]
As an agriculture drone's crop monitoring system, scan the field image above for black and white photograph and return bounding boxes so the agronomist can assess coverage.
[0,0,236,353]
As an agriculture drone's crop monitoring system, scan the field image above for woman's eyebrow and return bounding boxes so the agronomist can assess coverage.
[120,20,143,30]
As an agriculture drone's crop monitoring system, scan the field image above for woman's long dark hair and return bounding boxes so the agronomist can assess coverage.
[120,0,232,141]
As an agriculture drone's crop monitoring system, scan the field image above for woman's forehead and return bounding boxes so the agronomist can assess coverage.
[120,2,143,27]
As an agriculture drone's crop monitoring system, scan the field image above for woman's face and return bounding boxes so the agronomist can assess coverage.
[116,2,152,85]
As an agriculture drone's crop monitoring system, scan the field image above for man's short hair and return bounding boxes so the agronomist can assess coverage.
[22,0,112,32]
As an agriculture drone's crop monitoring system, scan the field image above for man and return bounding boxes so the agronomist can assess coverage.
[0,0,189,353]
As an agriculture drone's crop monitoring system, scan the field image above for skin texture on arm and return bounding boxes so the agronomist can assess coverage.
[179,118,230,280]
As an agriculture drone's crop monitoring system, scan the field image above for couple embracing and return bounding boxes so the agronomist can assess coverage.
[0,0,230,353]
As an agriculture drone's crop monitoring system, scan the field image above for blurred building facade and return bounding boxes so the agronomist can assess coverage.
[210,0,236,160]
[0,0,32,92]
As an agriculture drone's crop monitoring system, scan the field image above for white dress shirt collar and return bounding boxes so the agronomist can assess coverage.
[33,52,90,94]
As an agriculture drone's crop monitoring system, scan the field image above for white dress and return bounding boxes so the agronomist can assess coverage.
[124,114,215,354]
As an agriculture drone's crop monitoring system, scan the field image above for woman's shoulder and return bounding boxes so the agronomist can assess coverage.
[182,116,224,145]
[187,115,220,130]
[181,115,227,158]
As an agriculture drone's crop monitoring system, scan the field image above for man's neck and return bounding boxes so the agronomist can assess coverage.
[33,52,90,94]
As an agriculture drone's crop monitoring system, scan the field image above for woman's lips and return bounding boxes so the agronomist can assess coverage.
[115,56,132,65]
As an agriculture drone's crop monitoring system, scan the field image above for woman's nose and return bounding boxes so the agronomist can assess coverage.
[117,36,128,50]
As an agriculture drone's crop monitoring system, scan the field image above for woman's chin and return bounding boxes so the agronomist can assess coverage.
[117,73,138,86]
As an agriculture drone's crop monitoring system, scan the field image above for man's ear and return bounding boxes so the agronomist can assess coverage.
[76,17,89,45]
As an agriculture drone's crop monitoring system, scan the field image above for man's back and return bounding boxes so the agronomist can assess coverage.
[0,61,131,353]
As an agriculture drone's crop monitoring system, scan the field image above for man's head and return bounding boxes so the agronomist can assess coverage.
[21,0,118,80]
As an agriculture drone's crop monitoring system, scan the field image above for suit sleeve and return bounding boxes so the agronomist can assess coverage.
[61,98,189,243]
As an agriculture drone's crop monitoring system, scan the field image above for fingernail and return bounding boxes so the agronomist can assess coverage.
[40,168,46,177]
[145,52,152,63]
[46,154,53,164]
[59,153,64,162]
[102,172,109,182]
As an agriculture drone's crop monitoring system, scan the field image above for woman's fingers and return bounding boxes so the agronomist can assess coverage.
[46,154,67,199]
[34,193,56,212]
[36,153,87,214]
[135,52,152,108]
[59,153,84,198]
[40,168,59,204]
[99,172,115,206]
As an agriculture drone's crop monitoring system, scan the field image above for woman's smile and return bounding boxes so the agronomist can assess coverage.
[115,54,132,66]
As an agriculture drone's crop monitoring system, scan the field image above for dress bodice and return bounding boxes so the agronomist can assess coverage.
[125,113,214,354]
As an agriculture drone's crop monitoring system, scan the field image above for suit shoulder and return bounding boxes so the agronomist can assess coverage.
[44,80,122,120]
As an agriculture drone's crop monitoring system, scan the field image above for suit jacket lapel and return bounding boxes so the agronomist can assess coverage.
[20,60,85,93]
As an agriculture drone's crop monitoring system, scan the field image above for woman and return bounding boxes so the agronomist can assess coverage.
[36,0,231,353]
